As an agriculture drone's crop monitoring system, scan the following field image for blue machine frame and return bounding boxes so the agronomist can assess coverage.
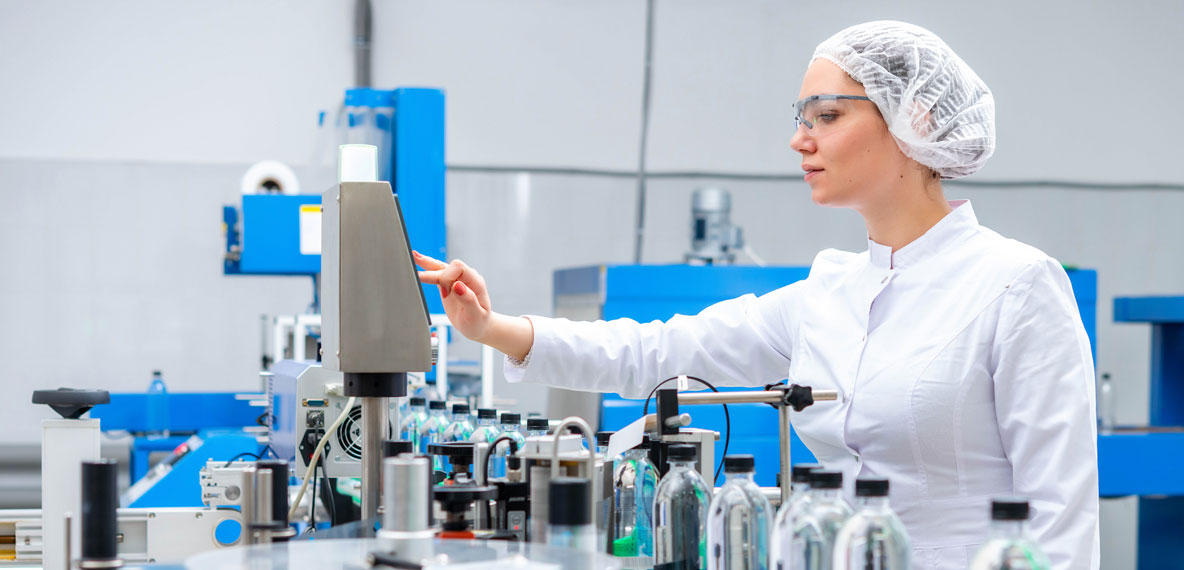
[1110,295,1184,570]
[222,87,446,313]
[562,264,1097,487]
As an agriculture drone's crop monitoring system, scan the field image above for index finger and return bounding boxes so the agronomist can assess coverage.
[412,250,447,270]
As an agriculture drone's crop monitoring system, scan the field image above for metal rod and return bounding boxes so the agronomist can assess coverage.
[240,466,257,545]
[778,405,792,505]
[361,397,387,520]
[677,389,838,406]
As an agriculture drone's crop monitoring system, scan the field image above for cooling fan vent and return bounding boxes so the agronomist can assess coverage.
[336,405,393,461]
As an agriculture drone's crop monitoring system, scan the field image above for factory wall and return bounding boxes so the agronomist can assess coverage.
[2,1,1179,567]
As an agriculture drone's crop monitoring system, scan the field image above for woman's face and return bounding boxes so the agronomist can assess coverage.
[790,59,918,210]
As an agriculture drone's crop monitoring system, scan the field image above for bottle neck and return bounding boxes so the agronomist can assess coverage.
[725,471,755,484]
[501,424,520,433]
[791,482,810,495]
[855,495,890,512]
[667,459,695,472]
[626,449,650,461]
[813,487,843,501]
[452,413,470,422]
[477,417,496,426]
[990,518,1029,540]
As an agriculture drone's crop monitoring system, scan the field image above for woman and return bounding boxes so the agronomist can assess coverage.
[416,21,1099,569]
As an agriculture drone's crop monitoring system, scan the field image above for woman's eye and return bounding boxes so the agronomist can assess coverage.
[815,112,839,123]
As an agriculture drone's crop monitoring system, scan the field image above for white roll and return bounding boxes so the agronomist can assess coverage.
[240,160,301,195]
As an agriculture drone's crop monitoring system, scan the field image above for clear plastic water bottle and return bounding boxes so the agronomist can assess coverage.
[469,408,502,478]
[772,463,819,569]
[707,454,772,570]
[418,401,449,450]
[613,437,659,566]
[419,401,450,472]
[969,497,1051,570]
[654,444,711,569]
[399,397,429,451]
[833,477,910,569]
[443,403,475,443]
[789,470,852,570]
[490,412,526,479]
[146,370,169,439]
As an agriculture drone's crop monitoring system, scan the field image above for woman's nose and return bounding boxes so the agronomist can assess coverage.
[790,123,815,155]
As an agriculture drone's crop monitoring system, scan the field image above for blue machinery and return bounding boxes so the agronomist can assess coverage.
[1110,295,1184,570]
[222,87,446,314]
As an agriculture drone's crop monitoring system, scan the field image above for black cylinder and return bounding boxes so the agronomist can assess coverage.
[343,372,407,397]
[80,459,119,563]
[549,477,591,526]
[256,460,290,528]
[991,497,1031,521]
[383,439,414,458]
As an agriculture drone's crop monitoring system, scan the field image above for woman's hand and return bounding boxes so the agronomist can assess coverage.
[414,251,533,360]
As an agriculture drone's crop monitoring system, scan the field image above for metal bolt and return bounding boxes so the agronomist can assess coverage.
[196,512,203,519]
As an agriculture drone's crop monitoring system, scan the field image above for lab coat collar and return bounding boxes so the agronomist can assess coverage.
[867,200,978,270]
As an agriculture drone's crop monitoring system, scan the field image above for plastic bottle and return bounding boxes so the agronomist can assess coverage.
[146,370,169,439]
[833,477,910,569]
[613,437,660,565]
[490,412,526,480]
[443,403,475,443]
[789,470,853,570]
[707,454,772,570]
[654,444,712,569]
[399,397,429,451]
[969,497,1051,570]
[419,401,450,452]
[469,408,502,478]
[771,463,819,569]
[548,477,597,553]
[526,417,551,438]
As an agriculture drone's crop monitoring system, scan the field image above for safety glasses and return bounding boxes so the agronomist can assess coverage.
[794,94,874,135]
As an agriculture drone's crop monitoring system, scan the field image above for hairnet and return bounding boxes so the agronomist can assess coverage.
[812,21,995,179]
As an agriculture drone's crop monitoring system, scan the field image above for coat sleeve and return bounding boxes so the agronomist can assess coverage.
[504,282,803,399]
[991,258,1100,570]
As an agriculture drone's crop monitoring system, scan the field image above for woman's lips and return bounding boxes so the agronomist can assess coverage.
[804,169,824,182]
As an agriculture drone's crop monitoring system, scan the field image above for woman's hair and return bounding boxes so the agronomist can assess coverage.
[813,21,995,179]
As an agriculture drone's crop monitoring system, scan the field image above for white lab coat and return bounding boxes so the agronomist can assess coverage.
[506,201,1099,569]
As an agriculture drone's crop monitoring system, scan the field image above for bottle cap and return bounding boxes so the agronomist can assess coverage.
[409,397,426,406]
[500,412,521,424]
[526,418,550,431]
[855,477,889,497]
[382,440,413,458]
[991,497,1031,521]
[428,400,447,410]
[477,408,498,420]
[596,431,615,447]
[791,463,822,484]
[548,477,591,525]
[451,403,470,415]
[152,370,162,376]
[723,454,755,473]
[428,442,475,465]
[810,469,843,489]
[666,444,697,462]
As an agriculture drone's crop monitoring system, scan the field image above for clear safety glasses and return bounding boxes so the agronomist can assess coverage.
[793,94,874,136]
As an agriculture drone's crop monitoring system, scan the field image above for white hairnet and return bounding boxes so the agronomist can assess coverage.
[812,21,995,179]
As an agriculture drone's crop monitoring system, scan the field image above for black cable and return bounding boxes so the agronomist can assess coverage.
[481,434,521,480]
[641,376,730,485]
[319,459,337,527]
[223,452,260,466]
[309,462,317,531]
